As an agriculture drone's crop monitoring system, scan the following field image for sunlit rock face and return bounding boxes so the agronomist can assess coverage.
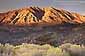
[0,7,85,26]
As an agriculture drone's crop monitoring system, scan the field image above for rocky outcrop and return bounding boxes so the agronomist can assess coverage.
[0,7,85,26]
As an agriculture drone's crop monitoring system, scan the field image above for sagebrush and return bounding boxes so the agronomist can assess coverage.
[0,43,85,56]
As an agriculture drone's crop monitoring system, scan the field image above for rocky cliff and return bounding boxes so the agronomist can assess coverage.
[0,7,85,26]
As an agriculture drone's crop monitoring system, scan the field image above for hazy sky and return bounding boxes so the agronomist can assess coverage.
[0,0,85,15]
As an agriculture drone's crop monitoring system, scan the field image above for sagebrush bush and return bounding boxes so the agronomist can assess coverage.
[60,43,85,56]
[0,43,14,56]
[0,43,85,56]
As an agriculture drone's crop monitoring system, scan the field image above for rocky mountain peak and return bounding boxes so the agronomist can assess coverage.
[0,7,85,26]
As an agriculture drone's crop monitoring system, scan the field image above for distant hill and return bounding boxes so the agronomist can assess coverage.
[0,7,85,26]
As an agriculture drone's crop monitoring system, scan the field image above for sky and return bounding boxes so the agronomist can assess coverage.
[0,0,85,15]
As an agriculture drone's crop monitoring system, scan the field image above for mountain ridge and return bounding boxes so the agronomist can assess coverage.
[0,7,85,26]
